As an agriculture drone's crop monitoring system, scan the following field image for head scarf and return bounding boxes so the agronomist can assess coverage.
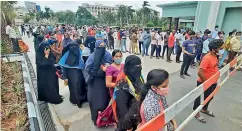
[37,35,44,45]
[124,55,143,91]
[37,41,56,65]
[95,39,105,48]
[85,40,112,74]
[62,33,73,48]
[64,41,80,67]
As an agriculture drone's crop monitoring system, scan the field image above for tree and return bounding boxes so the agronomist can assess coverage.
[36,11,44,21]
[146,21,154,27]
[157,18,170,30]
[98,10,116,25]
[44,7,51,20]
[55,11,66,23]
[75,6,98,26]
[23,14,32,23]
[126,6,135,25]
[65,10,75,24]
[117,5,127,27]
[141,1,150,26]
[1,1,17,54]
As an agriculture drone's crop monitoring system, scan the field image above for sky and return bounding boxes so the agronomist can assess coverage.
[16,1,177,17]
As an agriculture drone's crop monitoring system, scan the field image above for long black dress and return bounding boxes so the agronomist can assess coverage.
[36,42,63,104]
[60,43,87,106]
[86,47,112,125]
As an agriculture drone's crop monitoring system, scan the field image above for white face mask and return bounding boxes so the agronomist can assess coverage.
[236,35,241,39]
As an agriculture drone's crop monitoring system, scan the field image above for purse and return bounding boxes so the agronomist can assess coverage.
[96,100,116,127]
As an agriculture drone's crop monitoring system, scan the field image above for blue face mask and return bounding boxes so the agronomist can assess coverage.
[114,58,122,64]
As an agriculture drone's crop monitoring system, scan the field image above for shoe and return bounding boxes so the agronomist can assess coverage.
[161,56,164,59]
[156,57,160,59]
[184,73,191,77]
[150,56,153,59]
[180,75,185,79]
[176,61,180,63]
[167,60,171,63]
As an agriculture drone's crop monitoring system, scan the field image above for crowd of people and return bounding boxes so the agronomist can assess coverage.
[8,22,241,131]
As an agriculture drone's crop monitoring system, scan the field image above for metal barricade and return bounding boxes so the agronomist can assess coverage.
[137,54,242,131]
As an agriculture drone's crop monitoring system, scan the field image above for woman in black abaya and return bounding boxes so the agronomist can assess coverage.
[113,55,144,131]
[58,39,87,108]
[36,40,63,104]
[85,40,112,125]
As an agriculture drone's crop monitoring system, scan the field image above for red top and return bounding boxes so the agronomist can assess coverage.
[45,34,50,39]
[168,34,175,47]
[197,53,219,83]
[117,31,121,40]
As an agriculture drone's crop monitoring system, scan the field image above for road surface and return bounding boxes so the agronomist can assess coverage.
[22,35,242,131]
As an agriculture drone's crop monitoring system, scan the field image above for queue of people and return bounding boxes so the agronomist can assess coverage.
[27,23,242,131]
[29,24,178,131]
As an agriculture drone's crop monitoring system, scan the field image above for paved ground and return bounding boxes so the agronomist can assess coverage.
[22,35,242,131]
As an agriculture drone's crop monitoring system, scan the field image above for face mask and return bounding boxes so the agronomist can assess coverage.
[214,49,220,55]
[114,58,122,64]
[151,87,169,96]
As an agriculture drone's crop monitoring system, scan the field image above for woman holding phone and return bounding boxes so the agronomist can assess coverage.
[36,39,63,104]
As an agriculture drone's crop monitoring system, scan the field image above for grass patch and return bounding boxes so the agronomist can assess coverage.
[1,60,29,131]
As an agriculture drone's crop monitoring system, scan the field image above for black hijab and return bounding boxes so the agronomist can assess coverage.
[124,55,143,91]
[63,41,80,67]
[37,41,56,66]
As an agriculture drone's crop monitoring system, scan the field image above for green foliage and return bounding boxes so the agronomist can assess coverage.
[23,15,31,23]
[36,11,44,21]
[27,3,169,29]
[1,1,17,22]
[98,10,116,25]
[55,10,75,24]
[146,21,154,27]
[75,6,97,26]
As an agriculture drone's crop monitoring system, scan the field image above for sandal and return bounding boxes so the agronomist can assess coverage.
[195,115,206,123]
[201,110,215,117]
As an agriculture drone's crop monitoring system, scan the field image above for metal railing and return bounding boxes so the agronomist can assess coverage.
[137,54,242,131]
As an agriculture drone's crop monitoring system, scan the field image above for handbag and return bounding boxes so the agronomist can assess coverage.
[96,100,116,127]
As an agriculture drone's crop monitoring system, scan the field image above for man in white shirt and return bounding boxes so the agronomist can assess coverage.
[175,29,185,63]
[6,22,19,52]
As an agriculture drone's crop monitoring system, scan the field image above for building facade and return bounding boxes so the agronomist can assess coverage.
[82,3,118,17]
[25,1,37,13]
[36,5,41,12]
[15,6,29,17]
[157,1,242,34]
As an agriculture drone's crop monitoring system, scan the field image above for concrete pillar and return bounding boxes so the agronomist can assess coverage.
[168,17,172,31]
[174,18,179,31]
[206,1,220,30]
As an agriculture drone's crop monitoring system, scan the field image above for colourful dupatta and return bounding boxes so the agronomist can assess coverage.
[112,71,144,122]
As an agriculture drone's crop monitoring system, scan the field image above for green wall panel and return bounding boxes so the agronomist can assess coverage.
[193,1,212,32]
[221,7,242,35]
